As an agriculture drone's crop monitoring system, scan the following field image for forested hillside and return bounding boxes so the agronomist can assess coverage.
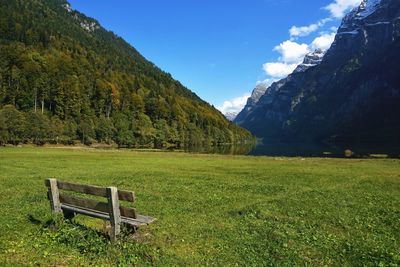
[0,0,253,147]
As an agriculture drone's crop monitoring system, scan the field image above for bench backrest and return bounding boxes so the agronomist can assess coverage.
[44,178,137,219]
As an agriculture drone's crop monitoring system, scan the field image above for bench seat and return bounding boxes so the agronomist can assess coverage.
[61,203,156,226]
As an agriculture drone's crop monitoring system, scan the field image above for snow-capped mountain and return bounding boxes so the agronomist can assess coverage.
[224,112,238,121]
[234,83,268,123]
[325,0,396,63]
[235,48,327,125]
[237,0,400,144]
[357,0,382,19]
[236,44,327,125]
[293,49,326,73]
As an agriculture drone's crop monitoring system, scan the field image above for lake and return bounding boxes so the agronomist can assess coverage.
[184,142,400,158]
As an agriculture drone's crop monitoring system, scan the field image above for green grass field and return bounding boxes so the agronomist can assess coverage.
[0,147,399,266]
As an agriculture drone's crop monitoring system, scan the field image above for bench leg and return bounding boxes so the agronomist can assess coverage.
[47,178,62,213]
[107,187,121,242]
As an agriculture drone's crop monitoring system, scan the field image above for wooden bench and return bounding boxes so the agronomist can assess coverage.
[44,178,156,241]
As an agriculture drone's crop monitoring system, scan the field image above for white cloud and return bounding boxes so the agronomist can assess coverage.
[289,0,360,38]
[290,24,319,38]
[263,62,298,79]
[262,30,338,79]
[325,0,361,18]
[289,18,332,38]
[311,32,336,50]
[262,40,310,79]
[273,40,310,64]
[217,93,251,114]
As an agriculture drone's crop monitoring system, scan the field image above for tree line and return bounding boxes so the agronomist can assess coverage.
[0,104,245,147]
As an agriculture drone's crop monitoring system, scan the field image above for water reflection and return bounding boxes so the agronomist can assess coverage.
[250,142,400,158]
[183,143,255,155]
[181,142,400,158]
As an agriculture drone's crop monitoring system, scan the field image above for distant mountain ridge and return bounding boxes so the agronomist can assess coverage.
[224,112,238,121]
[235,83,268,123]
[0,0,253,146]
[293,49,325,73]
[235,48,326,125]
[236,0,400,144]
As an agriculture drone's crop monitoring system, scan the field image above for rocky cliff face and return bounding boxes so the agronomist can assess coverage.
[235,83,268,123]
[235,49,325,125]
[293,49,325,73]
[224,112,238,121]
[238,0,400,143]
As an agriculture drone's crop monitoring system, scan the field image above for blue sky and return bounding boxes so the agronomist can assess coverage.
[68,0,361,114]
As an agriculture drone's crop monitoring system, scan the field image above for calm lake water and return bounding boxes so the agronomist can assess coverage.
[183,142,400,158]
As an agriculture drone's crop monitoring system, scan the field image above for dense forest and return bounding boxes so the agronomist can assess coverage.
[0,0,253,147]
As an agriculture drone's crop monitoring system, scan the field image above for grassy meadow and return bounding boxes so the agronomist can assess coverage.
[0,147,399,266]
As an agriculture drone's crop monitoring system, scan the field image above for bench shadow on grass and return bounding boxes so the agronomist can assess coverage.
[27,214,140,243]
[27,214,111,240]
[26,214,167,265]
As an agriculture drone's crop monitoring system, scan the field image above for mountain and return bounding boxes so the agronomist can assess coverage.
[236,0,400,144]
[0,0,253,147]
[235,49,325,125]
[234,83,268,123]
[224,112,238,121]
[293,49,325,73]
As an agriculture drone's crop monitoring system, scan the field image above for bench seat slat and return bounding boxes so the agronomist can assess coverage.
[122,215,156,225]
[130,214,157,224]
[61,204,154,226]
[61,204,110,221]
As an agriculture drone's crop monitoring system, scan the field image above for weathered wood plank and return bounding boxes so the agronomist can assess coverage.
[118,190,135,202]
[121,205,137,219]
[107,187,121,242]
[61,204,110,221]
[59,194,108,212]
[59,194,137,218]
[46,178,62,213]
[135,214,156,224]
[121,215,156,226]
[61,204,153,227]
[57,181,108,197]
[45,180,135,202]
